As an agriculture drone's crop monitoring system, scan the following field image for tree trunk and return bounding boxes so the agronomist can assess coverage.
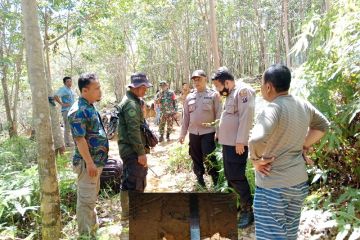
[253,0,266,73]
[209,0,220,70]
[21,1,61,239]
[43,7,65,151]
[0,21,16,137]
[11,42,24,137]
[282,0,291,67]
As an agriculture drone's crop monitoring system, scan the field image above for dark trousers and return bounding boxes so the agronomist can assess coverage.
[121,154,148,192]
[189,132,219,180]
[222,145,253,210]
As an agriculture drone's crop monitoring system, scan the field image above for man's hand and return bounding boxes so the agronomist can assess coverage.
[302,147,314,165]
[235,143,245,155]
[253,163,272,176]
[178,137,185,144]
[62,103,70,107]
[252,156,275,176]
[87,161,98,177]
[138,155,148,167]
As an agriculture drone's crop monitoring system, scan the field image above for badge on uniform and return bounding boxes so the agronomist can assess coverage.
[128,109,137,117]
[239,89,248,103]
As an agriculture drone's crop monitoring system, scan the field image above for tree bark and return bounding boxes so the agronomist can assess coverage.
[209,0,220,70]
[253,0,266,73]
[21,1,61,239]
[11,41,24,137]
[43,7,65,151]
[0,14,16,137]
[282,0,291,67]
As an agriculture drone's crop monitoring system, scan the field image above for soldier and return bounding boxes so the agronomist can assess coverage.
[211,67,256,229]
[68,73,109,236]
[54,76,76,147]
[117,72,152,221]
[179,70,222,187]
[155,81,177,142]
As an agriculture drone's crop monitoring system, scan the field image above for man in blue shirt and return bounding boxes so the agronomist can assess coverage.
[55,76,76,147]
[68,73,109,236]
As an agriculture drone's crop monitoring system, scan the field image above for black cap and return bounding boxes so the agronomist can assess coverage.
[191,69,207,79]
[128,72,152,88]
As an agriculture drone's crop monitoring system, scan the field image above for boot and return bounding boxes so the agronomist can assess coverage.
[196,175,206,187]
[166,133,170,141]
[120,191,129,221]
[159,135,164,142]
[238,210,254,229]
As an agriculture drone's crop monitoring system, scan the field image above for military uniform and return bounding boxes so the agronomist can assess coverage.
[155,88,177,140]
[117,90,149,192]
[68,97,109,235]
[180,88,222,186]
[218,81,255,210]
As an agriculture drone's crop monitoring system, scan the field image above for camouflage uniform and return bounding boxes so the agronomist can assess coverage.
[155,89,177,140]
[68,97,109,235]
[117,90,149,192]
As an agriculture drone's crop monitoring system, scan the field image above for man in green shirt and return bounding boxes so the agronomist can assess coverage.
[117,72,152,220]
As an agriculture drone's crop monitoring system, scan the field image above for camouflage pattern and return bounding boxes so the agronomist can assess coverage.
[68,97,109,167]
[155,89,177,114]
[158,113,174,135]
[155,89,177,135]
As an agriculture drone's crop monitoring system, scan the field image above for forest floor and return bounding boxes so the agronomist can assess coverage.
[61,118,345,240]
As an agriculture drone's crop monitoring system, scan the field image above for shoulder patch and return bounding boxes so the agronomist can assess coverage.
[239,89,248,97]
[127,109,137,117]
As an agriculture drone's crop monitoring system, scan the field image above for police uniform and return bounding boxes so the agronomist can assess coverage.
[117,90,149,192]
[218,81,255,210]
[180,88,222,185]
[155,88,177,140]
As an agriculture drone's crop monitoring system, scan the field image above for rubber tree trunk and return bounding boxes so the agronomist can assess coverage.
[44,8,65,151]
[21,0,62,239]
[209,0,220,70]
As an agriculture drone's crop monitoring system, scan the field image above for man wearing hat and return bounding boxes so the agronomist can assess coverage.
[116,72,152,220]
[155,80,177,142]
[179,70,222,187]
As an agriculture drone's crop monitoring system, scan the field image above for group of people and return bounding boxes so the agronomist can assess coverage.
[63,64,329,239]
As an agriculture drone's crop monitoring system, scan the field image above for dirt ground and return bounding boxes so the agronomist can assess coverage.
[90,119,256,240]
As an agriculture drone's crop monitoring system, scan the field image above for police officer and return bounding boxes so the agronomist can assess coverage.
[179,70,222,187]
[117,72,152,220]
[155,81,177,142]
[211,67,256,229]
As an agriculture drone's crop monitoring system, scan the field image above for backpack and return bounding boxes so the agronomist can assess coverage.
[100,158,123,193]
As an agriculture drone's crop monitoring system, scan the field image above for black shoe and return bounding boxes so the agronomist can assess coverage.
[166,133,170,141]
[238,211,254,229]
[196,175,206,187]
[159,135,164,142]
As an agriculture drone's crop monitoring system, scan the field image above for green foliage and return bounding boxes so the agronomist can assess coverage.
[0,137,77,238]
[293,0,360,186]
[0,138,39,238]
[305,187,360,238]
[167,142,256,202]
[166,143,192,174]
[0,137,37,171]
